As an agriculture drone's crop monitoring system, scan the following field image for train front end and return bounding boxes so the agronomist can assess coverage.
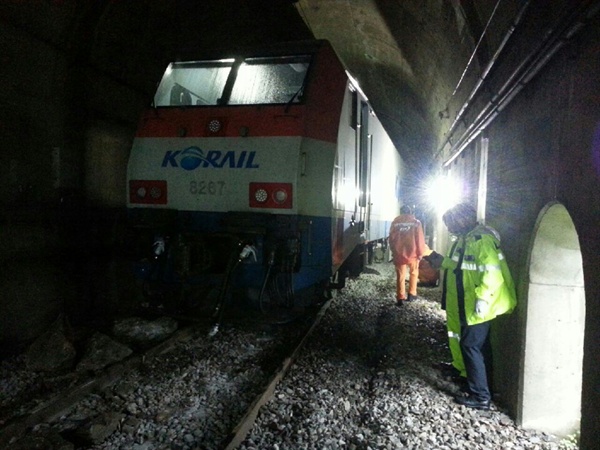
[126,41,347,312]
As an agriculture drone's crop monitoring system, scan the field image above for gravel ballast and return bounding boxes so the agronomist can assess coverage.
[0,261,579,449]
[241,262,579,450]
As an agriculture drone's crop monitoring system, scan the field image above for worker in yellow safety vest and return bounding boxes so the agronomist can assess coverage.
[425,203,517,410]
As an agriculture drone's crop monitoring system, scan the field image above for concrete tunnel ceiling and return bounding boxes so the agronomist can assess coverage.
[2,0,510,176]
[293,0,535,173]
[295,0,474,170]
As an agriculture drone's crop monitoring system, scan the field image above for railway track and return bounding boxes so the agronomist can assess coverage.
[0,300,332,449]
[2,263,578,449]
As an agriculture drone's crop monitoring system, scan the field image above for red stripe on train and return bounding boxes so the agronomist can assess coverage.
[136,105,320,140]
[135,45,347,144]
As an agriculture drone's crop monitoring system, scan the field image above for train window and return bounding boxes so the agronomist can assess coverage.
[350,88,358,130]
[153,60,234,107]
[228,55,311,105]
[358,102,370,207]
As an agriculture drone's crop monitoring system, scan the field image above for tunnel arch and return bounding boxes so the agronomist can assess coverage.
[518,202,585,437]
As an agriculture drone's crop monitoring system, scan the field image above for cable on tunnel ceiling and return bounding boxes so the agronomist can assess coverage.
[442,0,600,167]
[451,0,503,97]
[435,0,532,161]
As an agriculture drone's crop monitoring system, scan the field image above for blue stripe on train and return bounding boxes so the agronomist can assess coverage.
[129,208,333,292]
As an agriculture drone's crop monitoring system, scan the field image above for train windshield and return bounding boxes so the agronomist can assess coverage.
[153,55,311,107]
[154,60,234,107]
[229,55,310,105]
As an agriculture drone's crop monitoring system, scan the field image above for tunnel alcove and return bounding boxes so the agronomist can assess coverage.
[519,202,585,438]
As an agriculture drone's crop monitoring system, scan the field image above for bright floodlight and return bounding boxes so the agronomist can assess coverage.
[426,174,461,215]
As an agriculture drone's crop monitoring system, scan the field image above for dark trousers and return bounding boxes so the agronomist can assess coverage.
[460,321,493,402]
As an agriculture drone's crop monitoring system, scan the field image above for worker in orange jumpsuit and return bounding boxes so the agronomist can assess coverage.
[388,205,427,304]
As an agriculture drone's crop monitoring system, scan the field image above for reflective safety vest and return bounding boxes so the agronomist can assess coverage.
[441,225,517,326]
[388,214,426,266]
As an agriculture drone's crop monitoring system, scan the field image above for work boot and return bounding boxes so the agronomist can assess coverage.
[454,394,491,410]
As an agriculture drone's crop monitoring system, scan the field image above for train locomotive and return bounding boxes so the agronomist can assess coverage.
[126,40,405,314]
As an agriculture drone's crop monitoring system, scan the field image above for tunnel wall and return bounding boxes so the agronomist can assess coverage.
[0,0,312,354]
[0,10,147,354]
[0,18,74,353]
[467,14,600,447]
[555,24,600,448]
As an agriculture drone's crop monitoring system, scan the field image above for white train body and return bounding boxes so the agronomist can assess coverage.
[126,40,405,307]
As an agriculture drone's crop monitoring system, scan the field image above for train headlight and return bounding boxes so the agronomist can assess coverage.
[254,188,268,203]
[136,186,147,199]
[273,189,288,204]
[129,180,168,205]
[249,182,293,209]
[149,186,163,199]
[206,117,227,135]
[208,119,222,133]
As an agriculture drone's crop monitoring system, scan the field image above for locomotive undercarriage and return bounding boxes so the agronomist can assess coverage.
[128,211,331,318]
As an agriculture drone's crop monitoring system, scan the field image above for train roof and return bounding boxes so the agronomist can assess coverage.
[174,39,335,64]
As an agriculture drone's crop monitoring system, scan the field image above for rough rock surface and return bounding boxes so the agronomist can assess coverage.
[75,332,133,373]
[112,317,179,349]
[25,314,76,372]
